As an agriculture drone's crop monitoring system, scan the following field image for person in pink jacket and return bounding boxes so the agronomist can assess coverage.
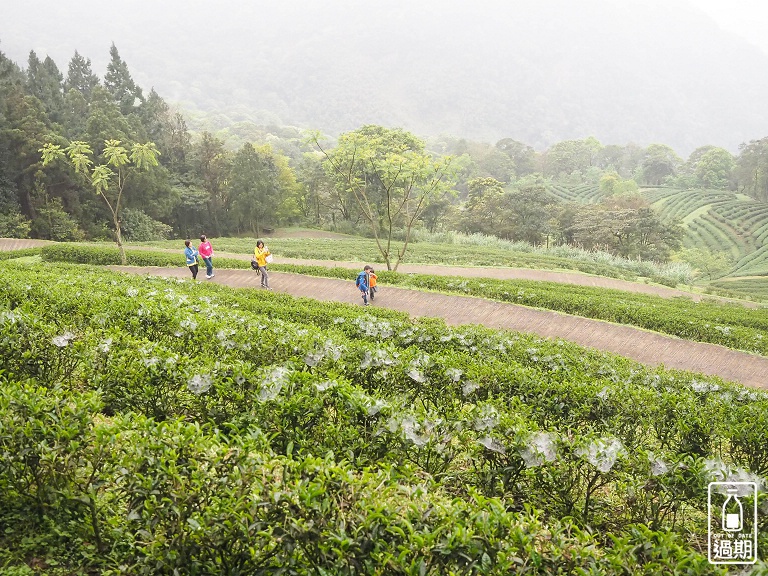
[198,235,215,279]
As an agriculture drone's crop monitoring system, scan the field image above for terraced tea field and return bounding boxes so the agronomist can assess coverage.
[648,189,768,277]
[546,184,768,279]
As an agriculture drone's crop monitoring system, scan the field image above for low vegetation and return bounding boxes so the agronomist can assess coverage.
[2,261,766,572]
[39,244,768,356]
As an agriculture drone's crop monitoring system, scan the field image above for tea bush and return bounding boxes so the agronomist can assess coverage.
[0,261,764,573]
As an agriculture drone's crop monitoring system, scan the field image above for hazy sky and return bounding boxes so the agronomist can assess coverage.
[687,0,768,55]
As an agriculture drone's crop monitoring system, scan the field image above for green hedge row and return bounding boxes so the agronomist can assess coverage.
[39,244,768,356]
[2,261,766,572]
[273,264,768,355]
[0,380,725,575]
[41,243,251,269]
[0,247,42,260]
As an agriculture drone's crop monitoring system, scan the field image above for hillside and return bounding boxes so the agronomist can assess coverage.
[545,182,768,278]
[3,0,768,152]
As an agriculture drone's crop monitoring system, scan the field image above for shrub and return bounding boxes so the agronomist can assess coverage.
[120,208,173,241]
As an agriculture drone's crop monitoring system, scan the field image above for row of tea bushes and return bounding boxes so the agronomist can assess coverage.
[1,261,766,572]
[40,242,251,269]
[0,378,729,575]
[273,263,768,356]
[39,243,768,355]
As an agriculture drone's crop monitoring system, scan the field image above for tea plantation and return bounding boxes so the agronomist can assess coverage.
[1,261,767,574]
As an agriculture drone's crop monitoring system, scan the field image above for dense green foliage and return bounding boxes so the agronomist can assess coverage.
[709,278,768,301]
[3,261,768,572]
[4,40,768,276]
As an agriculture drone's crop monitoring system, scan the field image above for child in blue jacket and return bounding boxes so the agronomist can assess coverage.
[356,265,372,306]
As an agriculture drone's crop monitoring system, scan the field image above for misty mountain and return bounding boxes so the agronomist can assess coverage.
[3,0,768,154]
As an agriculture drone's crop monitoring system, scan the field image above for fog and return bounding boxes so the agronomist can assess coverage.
[2,0,768,153]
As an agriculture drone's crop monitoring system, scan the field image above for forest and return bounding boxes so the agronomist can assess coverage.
[3,43,768,266]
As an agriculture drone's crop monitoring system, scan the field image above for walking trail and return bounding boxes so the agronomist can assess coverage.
[111,266,768,390]
[3,238,754,306]
[3,239,764,386]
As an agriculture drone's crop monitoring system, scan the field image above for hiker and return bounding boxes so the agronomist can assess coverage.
[253,240,272,289]
[184,239,199,280]
[356,265,372,305]
[198,234,214,279]
[368,268,378,301]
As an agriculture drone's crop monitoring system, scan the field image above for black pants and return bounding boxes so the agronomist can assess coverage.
[189,264,199,279]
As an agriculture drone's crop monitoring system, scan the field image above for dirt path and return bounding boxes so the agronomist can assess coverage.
[269,256,757,305]
[3,238,757,306]
[0,238,53,250]
[111,266,768,389]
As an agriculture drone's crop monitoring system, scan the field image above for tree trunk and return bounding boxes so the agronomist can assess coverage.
[114,216,126,265]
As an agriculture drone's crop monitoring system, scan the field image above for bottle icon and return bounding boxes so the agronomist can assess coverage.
[722,487,743,532]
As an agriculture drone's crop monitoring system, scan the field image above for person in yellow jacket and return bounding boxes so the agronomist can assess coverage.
[253,240,272,289]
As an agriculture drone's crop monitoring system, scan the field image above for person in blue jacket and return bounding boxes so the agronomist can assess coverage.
[184,239,199,280]
[356,265,372,306]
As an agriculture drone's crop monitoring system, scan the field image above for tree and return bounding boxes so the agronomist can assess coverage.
[641,143,682,185]
[2,86,53,218]
[461,177,506,236]
[227,143,281,236]
[599,171,621,196]
[677,247,733,281]
[311,126,455,271]
[694,147,734,190]
[567,196,682,260]
[41,139,160,264]
[600,171,639,196]
[503,182,554,244]
[26,51,64,124]
[296,153,333,225]
[191,132,230,236]
[734,138,768,201]
[64,51,100,101]
[543,137,602,180]
[495,138,537,176]
[104,44,144,116]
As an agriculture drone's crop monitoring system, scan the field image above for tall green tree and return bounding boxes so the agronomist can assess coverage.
[312,125,455,271]
[734,138,768,201]
[694,147,734,190]
[228,143,282,236]
[2,86,53,218]
[191,132,229,236]
[84,86,133,148]
[26,51,64,124]
[641,144,682,185]
[41,139,160,264]
[104,44,144,116]
[495,138,537,176]
[544,137,602,180]
[140,89,171,150]
[296,153,333,225]
[64,51,100,101]
[503,182,554,244]
[166,112,192,173]
[461,177,506,236]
